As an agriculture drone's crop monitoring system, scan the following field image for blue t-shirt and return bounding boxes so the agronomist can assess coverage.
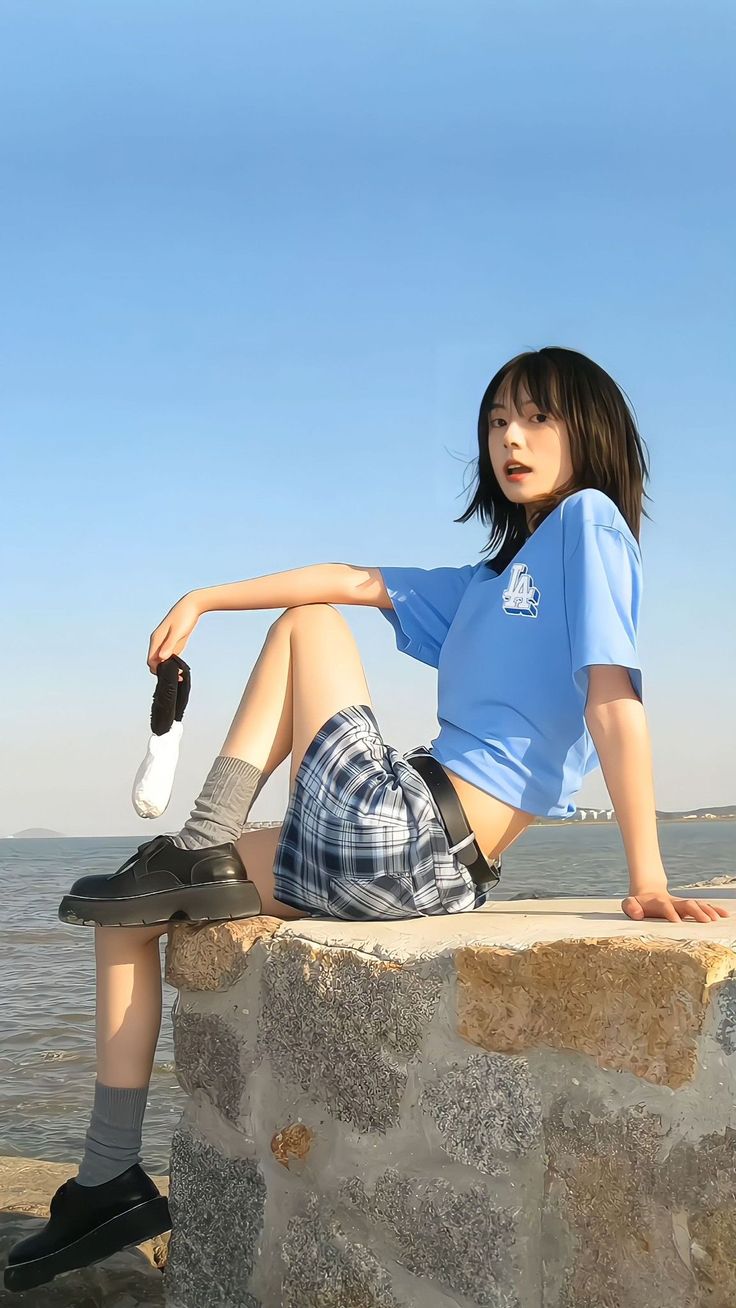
[378,488,643,819]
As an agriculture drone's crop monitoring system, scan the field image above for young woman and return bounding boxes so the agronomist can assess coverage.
[6,345,729,1293]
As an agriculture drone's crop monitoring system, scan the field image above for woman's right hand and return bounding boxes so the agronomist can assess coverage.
[147,593,202,674]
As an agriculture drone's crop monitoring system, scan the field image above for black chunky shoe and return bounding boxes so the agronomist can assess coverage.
[58,833,263,927]
[3,1163,171,1293]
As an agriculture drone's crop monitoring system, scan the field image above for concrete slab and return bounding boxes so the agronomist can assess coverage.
[275,895,736,962]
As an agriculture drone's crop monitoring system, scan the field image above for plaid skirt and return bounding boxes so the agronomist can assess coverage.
[272,703,499,920]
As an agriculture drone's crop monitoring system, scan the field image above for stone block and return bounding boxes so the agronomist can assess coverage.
[280,1194,403,1308]
[715,976,736,1055]
[455,937,736,1087]
[542,1098,736,1307]
[172,1011,245,1124]
[164,917,282,992]
[419,1051,543,1174]
[687,1206,736,1307]
[257,935,444,1131]
[341,1169,522,1306]
[163,1128,264,1308]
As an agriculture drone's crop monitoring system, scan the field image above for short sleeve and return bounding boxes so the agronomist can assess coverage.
[564,523,643,703]
[377,562,480,668]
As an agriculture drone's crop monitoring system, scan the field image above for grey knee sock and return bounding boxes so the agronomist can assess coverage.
[240,770,269,833]
[171,755,263,850]
[76,1081,149,1186]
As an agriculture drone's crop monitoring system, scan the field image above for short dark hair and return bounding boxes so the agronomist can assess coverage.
[455,346,653,573]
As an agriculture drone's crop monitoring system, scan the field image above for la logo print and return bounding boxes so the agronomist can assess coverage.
[502,563,540,618]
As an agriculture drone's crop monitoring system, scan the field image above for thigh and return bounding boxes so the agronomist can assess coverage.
[281,604,373,791]
[234,823,307,920]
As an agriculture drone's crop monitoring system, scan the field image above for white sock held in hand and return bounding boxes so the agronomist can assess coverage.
[132,719,184,818]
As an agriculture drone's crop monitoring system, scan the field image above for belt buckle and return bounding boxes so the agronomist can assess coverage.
[447,829,477,858]
[450,830,502,887]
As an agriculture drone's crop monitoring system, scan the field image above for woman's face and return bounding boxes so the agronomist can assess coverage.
[487,382,573,529]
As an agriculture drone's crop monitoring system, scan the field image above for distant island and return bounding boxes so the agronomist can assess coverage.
[8,828,66,839]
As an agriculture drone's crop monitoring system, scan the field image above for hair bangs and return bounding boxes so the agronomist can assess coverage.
[493,354,566,424]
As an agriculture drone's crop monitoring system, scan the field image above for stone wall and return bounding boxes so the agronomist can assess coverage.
[160,895,736,1308]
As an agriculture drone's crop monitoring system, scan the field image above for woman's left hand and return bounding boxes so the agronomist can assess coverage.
[621,892,733,923]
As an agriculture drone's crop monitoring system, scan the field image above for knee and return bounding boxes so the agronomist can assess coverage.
[272,603,339,630]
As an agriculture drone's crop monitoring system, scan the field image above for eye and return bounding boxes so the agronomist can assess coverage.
[531,412,548,423]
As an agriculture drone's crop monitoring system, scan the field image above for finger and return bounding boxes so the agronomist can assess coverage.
[698,902,720,921]
[685,900,717,921]
[148,627,167,673]
[701,901,727,921]
[691,899,717,922]
[156,626,174,663]
[621,897,644,919]
[681,899,712,923]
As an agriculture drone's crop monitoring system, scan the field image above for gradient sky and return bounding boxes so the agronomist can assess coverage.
[2,1,734,836]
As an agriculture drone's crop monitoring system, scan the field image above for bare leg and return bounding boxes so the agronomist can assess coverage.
[94,923,169,1088]
[94,603,374,1084]
[222,604,372,789]
[224,604,373,912]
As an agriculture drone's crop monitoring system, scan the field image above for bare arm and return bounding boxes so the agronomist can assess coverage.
[192,563,392,615]
[584,666,731,923]
[148,564,392,672]
[583,664,666,894]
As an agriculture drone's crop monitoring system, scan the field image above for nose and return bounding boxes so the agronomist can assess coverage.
[503,419,526,449]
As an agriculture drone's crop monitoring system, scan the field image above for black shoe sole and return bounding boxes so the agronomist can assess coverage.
[3,1195,171,1292]
[58,879,263,927]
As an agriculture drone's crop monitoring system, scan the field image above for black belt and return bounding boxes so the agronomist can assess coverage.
[405,749,501,889]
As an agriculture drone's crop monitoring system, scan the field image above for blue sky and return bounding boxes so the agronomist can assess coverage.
[2,0,734,836]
